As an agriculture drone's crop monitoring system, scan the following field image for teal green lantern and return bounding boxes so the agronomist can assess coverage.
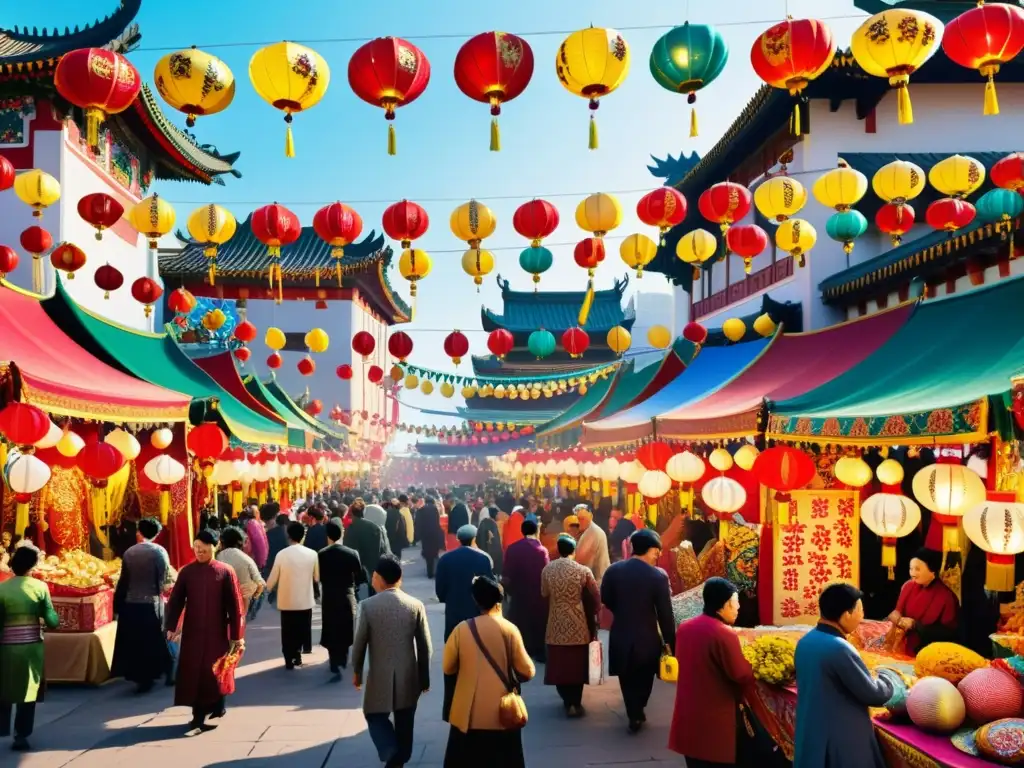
[650,22,729,138]
[977,188,1024,228]
[528,329,556,359]
[826,210,868,255]
[519,246,554,289]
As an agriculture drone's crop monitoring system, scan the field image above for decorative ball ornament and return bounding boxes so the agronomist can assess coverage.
[876,459,905,486]
[698,182,753,234]
[50,243,87,279]
[297,356,315,376]
[912,464,986,552]
[150,428,174,450]
[636,188,687,244]
[929,154,986,199]
[722,318,746,342]
[313,202,363,284]
[77,193,124,241]
[734,444,760,472]
[154,46,235,126]
[666,451,706,484]
[201,308,226,331]
[403,373,419,390]
[702,476,747,514]
[647,324,672,349]
[962,501,1024,591]
[619,233,657,278]
[575,192,622,237]
[755,176,807,222]
[875,202,916,246]
[131,277,163,318]
[420,380,434,395]
[709,448,734,472]
[250,41,331,157]
[942,2,1024,116]
[440,382,455,398]
[128,194,176,250]
[958,668,1024,724]
[168,288,196,315]
[556,26,630,149]
[606,326,631,356]
[650,22,729,138]
[850,9,944,125]
[752,313,776,337]
[336,364,354,380]
[233,320,257,344]
[367,365,383,384]
[835,456,873,488]
[775,218,817,268]
[443,330,470,365]
[454,31,535,151]
[304,328,330,354]
[906,677,966,733]
[265,327,287,351]
[14,169,60,220]
[266,352,282,370]
[725,224,769,275]
[54,48,141,149]
[93,263,123,299]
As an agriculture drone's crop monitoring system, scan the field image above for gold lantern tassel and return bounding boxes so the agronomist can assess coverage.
[987,555,1016,592]
[984,70,1000,116]
[208,264,216,286]
[578,282,595,326]
[159,489,170,525]
[490,117,501,152]
[285,124,295,158]
[387,123,397,156]
[32,256,43,294]
[589,114,598,150]
[690,106,698,138]
[791,102,802,136]
[648,503,658,528]
[14,499,30,540]
[882,538,897,580]
[895,80,914,125]
[85,107,102,150]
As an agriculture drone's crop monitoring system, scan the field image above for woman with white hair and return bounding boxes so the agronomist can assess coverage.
[574,504,610,583]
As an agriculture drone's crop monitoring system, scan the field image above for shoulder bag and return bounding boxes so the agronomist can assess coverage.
[468,618,528,729]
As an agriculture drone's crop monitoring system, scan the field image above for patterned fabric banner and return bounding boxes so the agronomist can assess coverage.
[773,489,860,626]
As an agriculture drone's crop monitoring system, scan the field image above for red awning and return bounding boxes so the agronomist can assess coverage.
[0,284,191,421]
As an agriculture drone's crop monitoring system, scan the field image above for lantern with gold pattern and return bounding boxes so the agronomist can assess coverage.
[556,27,630,149]
[249,42,330,157]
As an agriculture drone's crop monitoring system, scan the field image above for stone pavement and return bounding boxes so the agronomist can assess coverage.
[14,551,684,768]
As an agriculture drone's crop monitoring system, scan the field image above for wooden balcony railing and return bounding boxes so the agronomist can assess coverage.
[692,258,794,320]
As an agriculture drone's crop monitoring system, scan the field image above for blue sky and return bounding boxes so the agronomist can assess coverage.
[27,0,867,439]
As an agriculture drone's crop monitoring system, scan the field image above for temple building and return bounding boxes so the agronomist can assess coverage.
[0,0,240,331]
[644,0,1024,333]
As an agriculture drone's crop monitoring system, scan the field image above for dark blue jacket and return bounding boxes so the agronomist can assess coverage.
[265,525,289,576]
[303,523,328,553]
[600,557,675,677]
[435,545,494,640]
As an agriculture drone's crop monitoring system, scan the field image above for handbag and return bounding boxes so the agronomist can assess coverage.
[588,639,605,686]
[468,618,528,729]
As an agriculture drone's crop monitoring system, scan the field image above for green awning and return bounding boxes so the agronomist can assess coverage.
[768,275,1024,445]
[43,279,288,446]
[536,371,616,438]
[243,374,342,446]
[261,377,348,442]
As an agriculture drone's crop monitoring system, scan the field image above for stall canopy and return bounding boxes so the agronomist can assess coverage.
[43,280,288,446]
[0,282,190,422]
[582,336,773,447]
[656,305,913,441]
[769,275,1024,445]
[259,377,348,442]
[241,372,325,446]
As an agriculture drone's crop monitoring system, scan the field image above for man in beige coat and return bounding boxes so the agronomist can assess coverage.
[574,505,610,584]
[352,554,432,768]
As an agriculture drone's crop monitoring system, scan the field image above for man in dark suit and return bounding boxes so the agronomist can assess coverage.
[303,506,328,552]
[415,497,445,579]
[600,529,675,734]
[264,513,291,605]
[343,499,391,597]
[435,524,494,641]
[317,522,364,681]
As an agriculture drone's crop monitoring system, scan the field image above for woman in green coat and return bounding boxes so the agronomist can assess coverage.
[0,546,59,751]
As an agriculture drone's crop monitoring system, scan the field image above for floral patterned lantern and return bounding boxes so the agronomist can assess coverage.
[454,32,534,151]
[54,48,141,148]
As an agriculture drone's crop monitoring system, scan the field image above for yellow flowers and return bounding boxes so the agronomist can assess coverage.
[742,635,797,686]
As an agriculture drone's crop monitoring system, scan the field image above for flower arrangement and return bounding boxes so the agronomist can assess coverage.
[742,635,797,686]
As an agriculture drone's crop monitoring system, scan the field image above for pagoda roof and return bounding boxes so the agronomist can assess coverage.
[161,221,411,324]
[0,0,140,68]
[482,273,635,333]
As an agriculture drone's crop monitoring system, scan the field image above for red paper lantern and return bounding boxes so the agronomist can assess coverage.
[636,188,688,242]
[297,356,316,376]
[187,422,229,465]
[561,326,590,359]
[305,399,323,417]
[313,202,363,283]
[750,18,836,135]
[131,276,163,318]
[77,193,124,241]
[233,320,257,344]
[942,2,1024,116]
[0,156,13,191]
[348,37,431,155]
[168,287,196,315]
[513,199,559,245]
[352,330,376,359]
[388,331,414,362]
[0,402,49,446]
[698,182,753,233]
[487,328,515,360]
[251,203,301,302]
[50,242,86,279]
[0,246,18,279]
[574,237,606,274]
[991,153,1024,191]
[926,197,976,234]
[637,441,674,471]
[76,440,126,486]
[875,203,916,246]
[752,446,816,500]
[54,48,141,148]
[336,364,354,380]
[682,321,708,346]
[234,347,251,363]
[382,200,429,247]
[444,331,470,365]
[35,446,77,470]
[454,32,534,151]
[367,365,384,383]
[725,223,769,274]
[19,226,52,257]
[93,263,123,299]
[267,352,283,370]
[521,426,534,436]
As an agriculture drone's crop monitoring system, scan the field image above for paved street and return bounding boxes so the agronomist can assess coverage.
[14,551,683,767]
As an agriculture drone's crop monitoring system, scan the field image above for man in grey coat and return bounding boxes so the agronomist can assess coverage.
[352,554,432,768]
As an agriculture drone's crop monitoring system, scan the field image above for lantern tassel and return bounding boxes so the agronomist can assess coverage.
[208,264,216,286]
[388,123,397,156]
[690,106,698,138]
[984,72,1000,116]
[336,261,343,286]
[895,82,914,125]
[578,281,595,326]
[791,102,802,136]
[284,124,295,158]
[14,500,30,540]
[31,256,43,294]
[490,117,500,152]
[987,555,1016,592]
[159,489,170,525]
[84,107,102,150]
[588,115,598,150]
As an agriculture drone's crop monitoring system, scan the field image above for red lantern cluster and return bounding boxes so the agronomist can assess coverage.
[875,203,916,246]
[636,188,687,243]
[752,446,816,501]
[0,246,19,280]
[382,200,429,248]
[313,202,363,284]
[297,356,316,376]
[725,223,769,274]
[54,48,141,149]
[513,199,559,245]
[50,242,86,279]
[0,402,49,446]
[444,331,470,366]
[454,32,534,151]
[77,193,124,241]
[352,330,376,359]
[574,237,605,274]
[926,198,976,234]
[942,2,1024,116]
[561,327,590,359]
[698,182,752,233]
[336,364,354,380]
[131,276,163,318]
[487,328,514,360]
[93,263,124,299]
[388,331,414,362]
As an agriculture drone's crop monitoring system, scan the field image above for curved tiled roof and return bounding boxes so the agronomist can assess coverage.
[481,273,635,333]
[0,0,141,67]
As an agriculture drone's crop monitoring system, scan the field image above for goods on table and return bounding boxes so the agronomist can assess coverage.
[975,718,1024,765]
[999,582,1024,635]
[914,642,989,685]
[874,666,915,721]
[32,550,121,591]
[742,635,797,686]
[958,667,1024,724]
[907,676,966,733]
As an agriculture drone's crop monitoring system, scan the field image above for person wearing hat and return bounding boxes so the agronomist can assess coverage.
[435,525,495,643]
[574,504,610,583]
[600,529,675,734]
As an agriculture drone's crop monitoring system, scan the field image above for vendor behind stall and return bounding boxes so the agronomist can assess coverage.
[886,547,959,654]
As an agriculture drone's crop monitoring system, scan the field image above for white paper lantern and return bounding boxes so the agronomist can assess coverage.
[861,493,922,573]
[702,476,747,514]
[104,428,141,461]
[600,457,621,482]
[144,454,186,486]
[544,459,559,476]
[962,502,1024,592]
[562,459,580,476]
[210,460,235,485]
[638,470,672,500]
[56,430,85,458]
[34,421,62,449]
[150,427,174,450]
[251,462,270,482]
[734,444,760,472]
[665,451,705,484]
[709,448,734,472]
[5,450,50,536]
[912,464,985,552]
[619,459,646,484]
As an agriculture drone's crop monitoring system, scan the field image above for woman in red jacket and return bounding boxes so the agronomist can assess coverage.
[669,577,755,767]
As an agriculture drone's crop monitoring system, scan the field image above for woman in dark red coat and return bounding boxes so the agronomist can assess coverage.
[669,577,754,767]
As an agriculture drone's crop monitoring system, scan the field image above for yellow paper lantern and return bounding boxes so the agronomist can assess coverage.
[450,200,497,247]
[675,228,718,264]
[398,248,431,297]
[186,204,237,285]
[755,176,807,222]
[702,476,747,514]
[461,385,478,399]
[440,382,455,398]
[403,374,419,389]
[150,428,174,450]
[928,154,986,199]
[962,502,1024,591]
[154,47,236,126]
[556,27,631,149]
[619,233,657,277]
[752,313,776,337]
[265,327,286,351]
[420,380,434,395]
[14,169,60,219]
[835,456,873,488]
[813,160,869,211]
[128,194,177,249]
[876,458,905,486]
[389,364,404,381]
[606,326,632,356]
[249,41,331,157]
[873,159,927,205]
[304,328,329,353]
[775,218,817,268]
[104,428,141,461]
[709,448,734,472]
[850,9,943,125]
[575,192,622,237]
[647,324,672,350]
[912,464,986,551]
[734,444,760,472]
[722,318,746,342]
[461,248,495,289]
[56,430,85,458]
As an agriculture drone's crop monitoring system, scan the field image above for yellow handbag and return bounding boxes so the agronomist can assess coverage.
[659,651,679,683]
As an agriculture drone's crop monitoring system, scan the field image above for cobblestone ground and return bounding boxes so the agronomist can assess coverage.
[13,551,684,767]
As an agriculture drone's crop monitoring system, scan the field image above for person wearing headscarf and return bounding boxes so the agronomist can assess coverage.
[435,525,495,642]
[886,547,959,653]
[574,505,611,584]
[364,503,388,531]
[669,578,755,767]
[541,535,600,717]
[501,517,550,661]
[476,507,503,577]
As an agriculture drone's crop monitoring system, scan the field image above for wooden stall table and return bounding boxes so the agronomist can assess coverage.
[875,722,996,768]
[44,621,117,685]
